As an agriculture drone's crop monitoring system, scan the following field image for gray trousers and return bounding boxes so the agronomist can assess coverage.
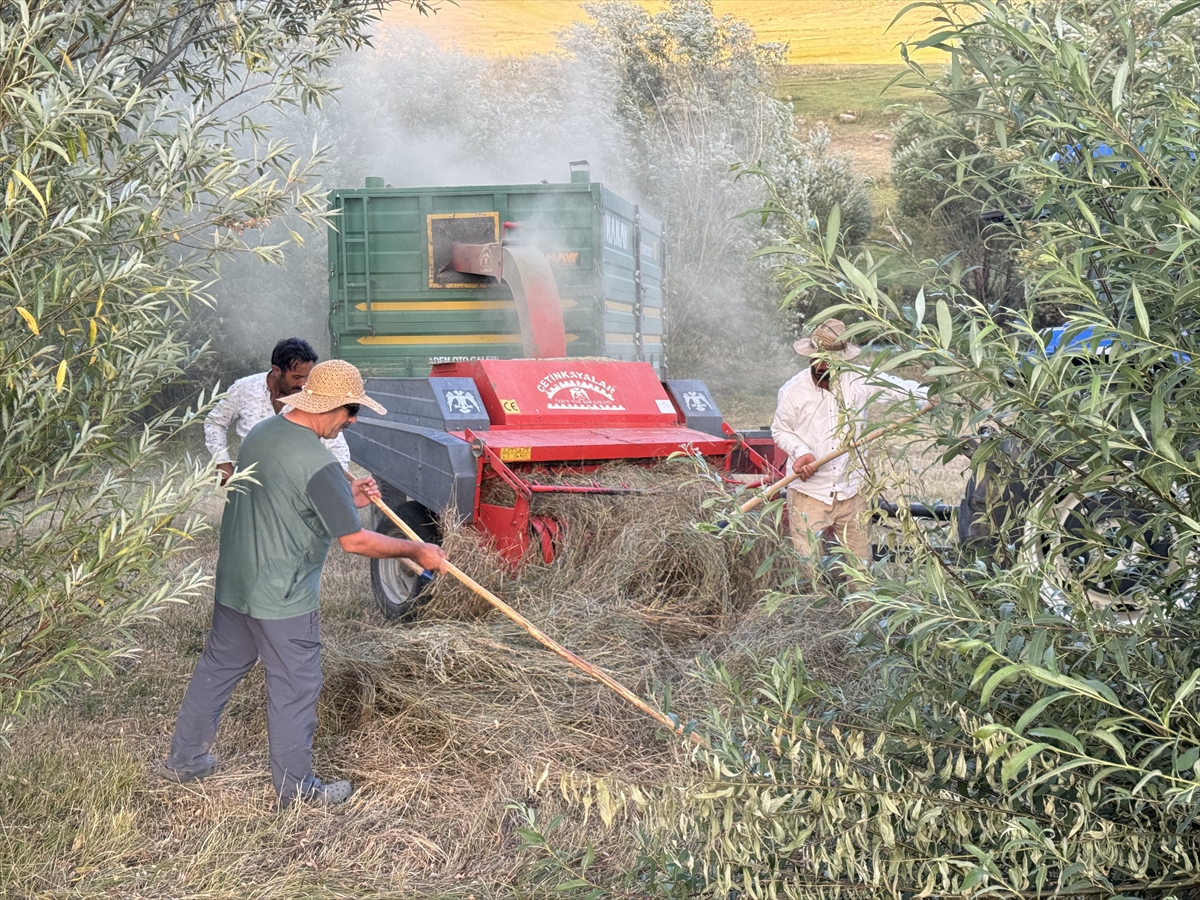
[165,601,323,803]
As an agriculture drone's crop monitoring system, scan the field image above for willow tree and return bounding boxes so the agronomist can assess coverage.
[0,0,434,734]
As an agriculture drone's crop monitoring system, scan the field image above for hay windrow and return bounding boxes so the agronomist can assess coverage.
[301,461,793,879]
[294,460,881,887]
[434,460,756,635]
[324,462,767,724]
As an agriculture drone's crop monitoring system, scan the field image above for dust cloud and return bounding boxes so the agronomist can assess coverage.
[205,28,633,379]
[203,16,854,402]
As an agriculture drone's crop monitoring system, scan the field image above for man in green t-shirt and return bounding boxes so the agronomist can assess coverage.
[159,360,447,808]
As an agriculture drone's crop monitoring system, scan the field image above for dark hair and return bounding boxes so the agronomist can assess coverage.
[271,338,318,373]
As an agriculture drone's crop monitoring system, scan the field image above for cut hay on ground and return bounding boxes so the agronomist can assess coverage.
[0,461,868,898]
[446,460,760,639]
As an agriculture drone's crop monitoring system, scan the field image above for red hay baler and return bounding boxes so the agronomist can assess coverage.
[346,354,781,618]
[334,170,782,618]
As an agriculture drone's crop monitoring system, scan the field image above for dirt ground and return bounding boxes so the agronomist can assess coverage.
[778,63,936,199]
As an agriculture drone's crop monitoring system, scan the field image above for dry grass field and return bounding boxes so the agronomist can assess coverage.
[392,0,943,65]
[0,465,860,898]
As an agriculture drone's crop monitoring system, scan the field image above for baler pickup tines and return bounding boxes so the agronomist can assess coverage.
[525,483,656,495]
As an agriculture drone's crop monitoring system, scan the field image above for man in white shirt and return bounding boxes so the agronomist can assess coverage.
[205,338,352,485]
[771,319,927,579]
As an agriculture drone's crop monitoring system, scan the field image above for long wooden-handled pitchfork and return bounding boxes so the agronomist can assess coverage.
[351,476,703,746]
[737,401,936,515]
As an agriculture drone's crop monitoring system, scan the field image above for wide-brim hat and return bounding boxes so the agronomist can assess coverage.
[792,318,861,360]
[285,359,387,415]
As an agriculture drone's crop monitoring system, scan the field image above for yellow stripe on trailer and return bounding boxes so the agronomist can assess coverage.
[607,302,661,318]
[354,299,579,311]
[606,333,661,344]
[357,334,579,345]
[356,301,513,312]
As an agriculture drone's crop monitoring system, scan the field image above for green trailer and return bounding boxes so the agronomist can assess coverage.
[327,163,667,376]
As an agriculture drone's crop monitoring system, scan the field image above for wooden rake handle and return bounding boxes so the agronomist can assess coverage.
[739,401,935,514]
[352,474,702,745]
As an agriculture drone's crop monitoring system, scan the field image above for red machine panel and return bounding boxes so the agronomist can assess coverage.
[432,359,681,428]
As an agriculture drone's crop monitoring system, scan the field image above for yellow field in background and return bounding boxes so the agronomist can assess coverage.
[388,0,941,65]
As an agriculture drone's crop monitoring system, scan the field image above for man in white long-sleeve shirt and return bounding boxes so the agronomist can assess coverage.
[772,319,927,576]
[205,338,351,485]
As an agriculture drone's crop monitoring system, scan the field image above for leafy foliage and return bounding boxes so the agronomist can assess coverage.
[521,1,1200,897]
[890,100,1029,321]
[0,0,419,732]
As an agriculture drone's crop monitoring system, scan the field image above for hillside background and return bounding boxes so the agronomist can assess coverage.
[394,0,936,180]
[392,0,934,65]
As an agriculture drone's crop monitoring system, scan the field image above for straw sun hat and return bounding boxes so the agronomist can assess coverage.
[792,318,861,360]
[285,359,387,416]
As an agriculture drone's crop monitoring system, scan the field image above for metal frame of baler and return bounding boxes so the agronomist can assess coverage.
[461,425,783,565]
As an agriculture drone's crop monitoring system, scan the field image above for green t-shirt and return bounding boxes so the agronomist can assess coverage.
[214,415,362,619]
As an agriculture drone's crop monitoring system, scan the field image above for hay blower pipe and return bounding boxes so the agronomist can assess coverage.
[450,240,566,359]
[353,472,702,745]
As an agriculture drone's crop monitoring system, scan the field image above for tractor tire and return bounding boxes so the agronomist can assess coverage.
[1023,484,1178,623]
[957,471,1030,557]
[369,500,441,623]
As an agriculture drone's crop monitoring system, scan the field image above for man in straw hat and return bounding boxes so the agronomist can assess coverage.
[159,359,448,808]
[772,318,928,592]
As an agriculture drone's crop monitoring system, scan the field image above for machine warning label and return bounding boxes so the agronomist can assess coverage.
[536,370,626,411]
[656,398,675,413]
[499,447,532,461]
[501,399,520,413]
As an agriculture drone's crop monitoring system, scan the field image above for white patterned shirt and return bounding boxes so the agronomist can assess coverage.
[771,369,926,503]
[204,371,351,470]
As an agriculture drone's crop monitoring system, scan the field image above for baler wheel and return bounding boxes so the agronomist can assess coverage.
[529,515,562,565]
[370,500,441,623]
